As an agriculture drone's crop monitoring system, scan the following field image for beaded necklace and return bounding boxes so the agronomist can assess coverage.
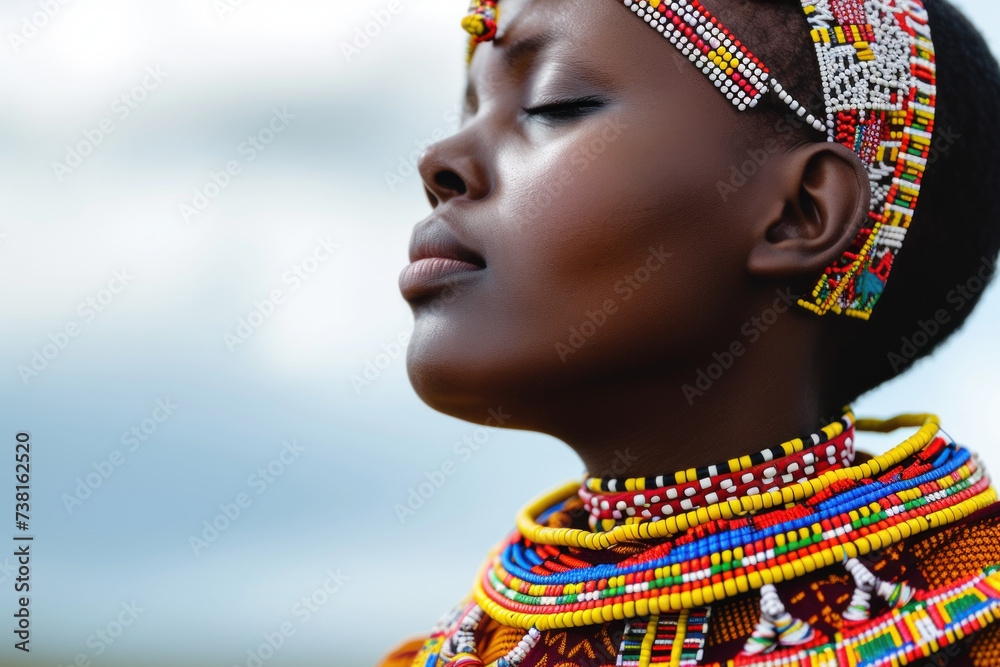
[413,414,854,667]
[580,414,856,531]
[476,414,996,630]
[411,412,999,667]
[569,414,857,661]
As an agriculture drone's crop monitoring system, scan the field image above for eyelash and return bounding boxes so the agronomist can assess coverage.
[522,97,606,122]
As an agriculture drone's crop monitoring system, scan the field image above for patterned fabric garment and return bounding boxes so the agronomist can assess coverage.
[376,416,1000,667]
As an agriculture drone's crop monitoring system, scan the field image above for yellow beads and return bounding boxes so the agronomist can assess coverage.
[518,414,940,550]
[668,610,689,667]
[471,413,1000,633]
[638,615,659,667]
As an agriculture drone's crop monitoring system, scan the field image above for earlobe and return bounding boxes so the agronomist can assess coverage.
[747,142,871,279]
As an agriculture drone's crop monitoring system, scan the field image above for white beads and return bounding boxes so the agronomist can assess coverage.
[625,0,769,110]
[443,602,540,667]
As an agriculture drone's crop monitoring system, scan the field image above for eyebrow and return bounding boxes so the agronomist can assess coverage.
[464,31,555,108]
[462,29,615,110]
[498,32,554,70]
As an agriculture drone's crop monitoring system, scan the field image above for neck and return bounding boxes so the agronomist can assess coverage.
[542,320,838,479]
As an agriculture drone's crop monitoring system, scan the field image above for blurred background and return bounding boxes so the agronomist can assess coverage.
[0,1,996,666]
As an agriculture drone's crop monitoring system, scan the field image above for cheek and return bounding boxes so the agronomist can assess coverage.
[406,107,756,404]
[482,113,742,371]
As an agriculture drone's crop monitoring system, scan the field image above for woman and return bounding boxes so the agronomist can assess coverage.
[383,0,1000,664]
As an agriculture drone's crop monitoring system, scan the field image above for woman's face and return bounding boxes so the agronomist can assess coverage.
[400,0,779,430]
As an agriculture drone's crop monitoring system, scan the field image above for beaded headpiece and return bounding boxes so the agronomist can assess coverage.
[461,0,937,320]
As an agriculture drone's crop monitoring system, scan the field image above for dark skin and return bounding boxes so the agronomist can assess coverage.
[400,0,871,479]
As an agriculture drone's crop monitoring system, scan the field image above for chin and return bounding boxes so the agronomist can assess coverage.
[406,329,496,423]
[405,324,546,430]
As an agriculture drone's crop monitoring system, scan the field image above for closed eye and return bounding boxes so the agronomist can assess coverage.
[522,97,606,123]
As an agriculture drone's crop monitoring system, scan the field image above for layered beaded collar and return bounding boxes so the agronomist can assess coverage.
[580,413,856,531]
[473,413,995,630]
[411,413,1000,667]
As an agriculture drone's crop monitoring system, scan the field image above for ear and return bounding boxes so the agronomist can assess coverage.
[746,141,871,279]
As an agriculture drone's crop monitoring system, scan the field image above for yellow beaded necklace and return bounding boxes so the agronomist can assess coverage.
[516,413,945,549]
[472,413,998,630]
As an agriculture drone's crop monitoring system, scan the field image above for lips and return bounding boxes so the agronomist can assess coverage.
[399,221,486,301]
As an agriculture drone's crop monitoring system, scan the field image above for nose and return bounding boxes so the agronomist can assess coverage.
[417,130,491,207]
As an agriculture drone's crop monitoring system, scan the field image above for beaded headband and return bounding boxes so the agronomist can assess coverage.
[461,0,937,320]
